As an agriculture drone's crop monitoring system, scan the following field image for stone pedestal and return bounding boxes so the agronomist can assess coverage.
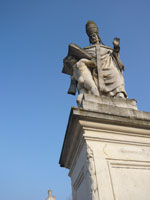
[59,95,150,200]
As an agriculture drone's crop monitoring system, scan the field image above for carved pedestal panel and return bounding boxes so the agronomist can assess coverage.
[59,103,150,200]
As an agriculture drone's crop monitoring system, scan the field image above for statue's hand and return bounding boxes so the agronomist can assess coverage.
[113,37,120,47]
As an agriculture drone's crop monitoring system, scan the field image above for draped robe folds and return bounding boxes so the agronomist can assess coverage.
[84,44,127,97]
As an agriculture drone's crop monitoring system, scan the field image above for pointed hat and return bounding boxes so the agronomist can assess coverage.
[86,21,99,36]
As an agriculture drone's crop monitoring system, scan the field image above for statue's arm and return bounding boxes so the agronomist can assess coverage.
[113,37,120,53]
[79,58,96,69]
[112,38,125,71]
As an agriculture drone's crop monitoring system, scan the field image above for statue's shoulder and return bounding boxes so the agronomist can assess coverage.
[84,44,113,50]
[100,44,113,50]
[84,44,96,50]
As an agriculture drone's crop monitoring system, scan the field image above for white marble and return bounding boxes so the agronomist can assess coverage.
[80,93,137,110]
[72,59,99,106]
[60,107,150,200]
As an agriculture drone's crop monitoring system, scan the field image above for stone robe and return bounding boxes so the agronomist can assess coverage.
[84,44,127,97]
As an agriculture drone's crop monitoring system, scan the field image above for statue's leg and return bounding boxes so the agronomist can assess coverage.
[75,59,100,105]
[84,77,99,96]
[76,60,99,96]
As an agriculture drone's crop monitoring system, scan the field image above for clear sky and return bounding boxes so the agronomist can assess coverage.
[0,0,150,200]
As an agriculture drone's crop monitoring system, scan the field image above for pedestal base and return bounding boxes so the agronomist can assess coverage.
[59,96,150,200]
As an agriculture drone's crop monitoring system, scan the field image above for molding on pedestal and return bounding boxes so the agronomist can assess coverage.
[59,103,150,169]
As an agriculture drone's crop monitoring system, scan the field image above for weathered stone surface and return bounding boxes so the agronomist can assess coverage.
[60,107,150,200]
[63,21,128,106]
[81,94,137,110]
[60,106,150,169]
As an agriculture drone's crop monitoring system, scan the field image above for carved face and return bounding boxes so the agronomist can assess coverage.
[89,33,100,44]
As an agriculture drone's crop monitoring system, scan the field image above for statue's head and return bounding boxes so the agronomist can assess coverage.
[86,21,101,44]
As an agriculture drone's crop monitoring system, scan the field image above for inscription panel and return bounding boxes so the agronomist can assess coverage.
[108,160,150,200]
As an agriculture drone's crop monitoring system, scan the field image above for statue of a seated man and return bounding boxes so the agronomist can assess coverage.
[62,21,127,106]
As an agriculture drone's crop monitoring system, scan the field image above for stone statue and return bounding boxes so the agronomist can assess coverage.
[62,21,127,106]
[46,189,56,200]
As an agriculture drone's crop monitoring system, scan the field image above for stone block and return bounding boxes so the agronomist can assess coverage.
[60,105,150,200]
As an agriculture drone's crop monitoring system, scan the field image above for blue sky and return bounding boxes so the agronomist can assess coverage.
[0,0,150,200]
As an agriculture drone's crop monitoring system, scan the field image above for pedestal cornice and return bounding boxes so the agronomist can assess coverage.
[59,105,150,169]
